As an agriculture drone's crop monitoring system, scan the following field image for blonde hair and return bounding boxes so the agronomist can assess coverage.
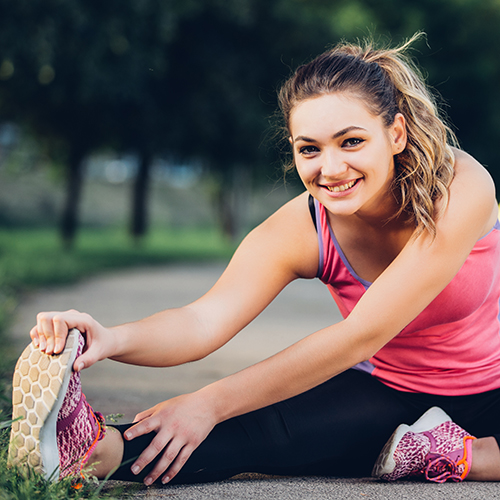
[278,33,457,237]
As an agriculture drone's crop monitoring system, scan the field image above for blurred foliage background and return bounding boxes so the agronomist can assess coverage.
[1,1,500,481]
[4,2,499,482]
[0,0,499,247]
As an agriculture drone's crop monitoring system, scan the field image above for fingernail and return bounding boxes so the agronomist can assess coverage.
[33,339,39,347]
[144,476,153,486]
[162,476,170,484]
[76,362,84,371]
[131,465,140,475]
[125,432,132,440]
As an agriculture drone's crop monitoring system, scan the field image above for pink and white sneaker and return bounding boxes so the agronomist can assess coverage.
[372,407,475,482]
[8,329,105,481]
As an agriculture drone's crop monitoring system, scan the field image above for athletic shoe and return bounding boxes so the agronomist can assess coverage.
[372,406,475,482]
[8,329,105,481]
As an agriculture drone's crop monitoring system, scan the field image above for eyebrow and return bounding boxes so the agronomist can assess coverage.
[294,126,367,143]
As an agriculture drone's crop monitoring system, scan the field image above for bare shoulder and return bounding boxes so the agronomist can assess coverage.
[246,191,319,279]
[452,148,495,193]
[265,191,314,227]
[446,148,497,235]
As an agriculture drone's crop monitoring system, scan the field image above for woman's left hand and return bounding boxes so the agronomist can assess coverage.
[124,391,217,485]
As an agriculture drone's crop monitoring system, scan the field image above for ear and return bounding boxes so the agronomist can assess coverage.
[390,113,407,155]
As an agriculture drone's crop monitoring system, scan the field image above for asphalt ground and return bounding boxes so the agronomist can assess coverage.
[10,263,500,499]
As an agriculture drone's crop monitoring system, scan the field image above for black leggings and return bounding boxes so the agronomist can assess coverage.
[110,369,500,484]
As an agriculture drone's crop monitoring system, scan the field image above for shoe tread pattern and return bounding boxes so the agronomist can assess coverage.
[8,334,77,473]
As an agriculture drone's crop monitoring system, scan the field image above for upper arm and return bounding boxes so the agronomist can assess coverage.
[345,150,498,358]
[189,192,320,352]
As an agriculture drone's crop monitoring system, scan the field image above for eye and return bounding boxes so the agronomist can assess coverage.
[342,138,364,148]
[298,145,319,156]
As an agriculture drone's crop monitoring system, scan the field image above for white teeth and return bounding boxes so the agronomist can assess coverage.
[327,180,356,192]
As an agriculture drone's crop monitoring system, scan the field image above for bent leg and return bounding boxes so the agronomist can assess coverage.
[441,388,500,482]
[371,387,500,482]
[469,437,500,480]
[111,370,423,484]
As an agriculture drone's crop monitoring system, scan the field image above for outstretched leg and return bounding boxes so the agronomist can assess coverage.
[111,369,421,484]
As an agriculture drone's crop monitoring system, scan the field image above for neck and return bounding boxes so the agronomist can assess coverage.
[330,197,413,235]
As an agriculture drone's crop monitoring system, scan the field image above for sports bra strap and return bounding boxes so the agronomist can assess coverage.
[308,194,317,231]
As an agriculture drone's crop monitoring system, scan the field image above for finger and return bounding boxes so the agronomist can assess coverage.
[73,343,100,371]
[131,432,171,479]
[124,414,156,441]
[159,444,194,484]
[132,408,155,424]
[36,312,55,352]
[52,316,69,354]
[45,314,65,355]
[30,326,40,348]
[143,439,186,486]
[73,353,89,372]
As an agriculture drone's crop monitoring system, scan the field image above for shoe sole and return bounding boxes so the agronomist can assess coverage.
[371,406,451,478]
[8,329,80,481]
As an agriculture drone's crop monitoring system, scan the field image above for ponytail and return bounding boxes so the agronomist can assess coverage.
[278,33,457,237]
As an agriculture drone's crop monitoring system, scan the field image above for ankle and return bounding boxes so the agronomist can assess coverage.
[467,437,500,481]
[86,426,124,479]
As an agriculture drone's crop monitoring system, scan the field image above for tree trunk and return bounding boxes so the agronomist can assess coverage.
[216,164,250,242]
[131,150,153,241]
[60,148,85,249]
[217,182,235,240]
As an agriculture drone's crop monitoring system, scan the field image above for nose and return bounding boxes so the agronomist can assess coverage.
[321,149,349,179]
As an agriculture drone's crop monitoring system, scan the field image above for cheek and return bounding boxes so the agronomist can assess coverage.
[294,161,315,184]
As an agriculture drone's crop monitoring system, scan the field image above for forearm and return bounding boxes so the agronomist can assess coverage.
[197,321,369,424]
[108,305,214,367]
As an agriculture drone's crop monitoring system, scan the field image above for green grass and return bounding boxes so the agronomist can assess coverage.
[0,225,235,498]
[0,424,137,499]
[0,226,235,288]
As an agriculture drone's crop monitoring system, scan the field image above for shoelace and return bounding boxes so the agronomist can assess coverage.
[424,435,475,483]
[425,455,462,483]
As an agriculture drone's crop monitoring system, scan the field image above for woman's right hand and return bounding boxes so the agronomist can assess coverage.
[30,309,113,371]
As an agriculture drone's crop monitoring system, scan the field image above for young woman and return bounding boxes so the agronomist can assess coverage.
[9,34,500,486]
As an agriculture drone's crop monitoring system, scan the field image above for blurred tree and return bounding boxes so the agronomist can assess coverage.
[0,0,333,243]
[2,0,498,248]
[0,0,338,243]
[0,0,109,246]
[165,0,336,239]
[0,0,188,245]
[89,0,181,241]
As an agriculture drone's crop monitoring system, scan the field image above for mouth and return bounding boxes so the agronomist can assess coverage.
[325,179,359,193]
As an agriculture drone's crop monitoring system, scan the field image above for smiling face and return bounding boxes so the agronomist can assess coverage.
[290,93,407,221]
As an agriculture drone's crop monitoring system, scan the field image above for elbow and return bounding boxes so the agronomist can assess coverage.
[341,321,387,367]
[324,311,400,373]
[359,340,380,363]
[355,335,386,366]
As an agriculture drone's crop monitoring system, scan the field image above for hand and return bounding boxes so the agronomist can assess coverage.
[30,309,113,371]
[124,391,217,485]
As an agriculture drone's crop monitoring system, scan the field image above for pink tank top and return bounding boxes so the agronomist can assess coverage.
[314,199,500,395]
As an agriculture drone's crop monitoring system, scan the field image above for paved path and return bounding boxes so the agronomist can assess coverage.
[10,262,340,421]
[10,263,498,499]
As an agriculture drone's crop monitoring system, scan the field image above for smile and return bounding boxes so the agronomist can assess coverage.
[326,179,357,192]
